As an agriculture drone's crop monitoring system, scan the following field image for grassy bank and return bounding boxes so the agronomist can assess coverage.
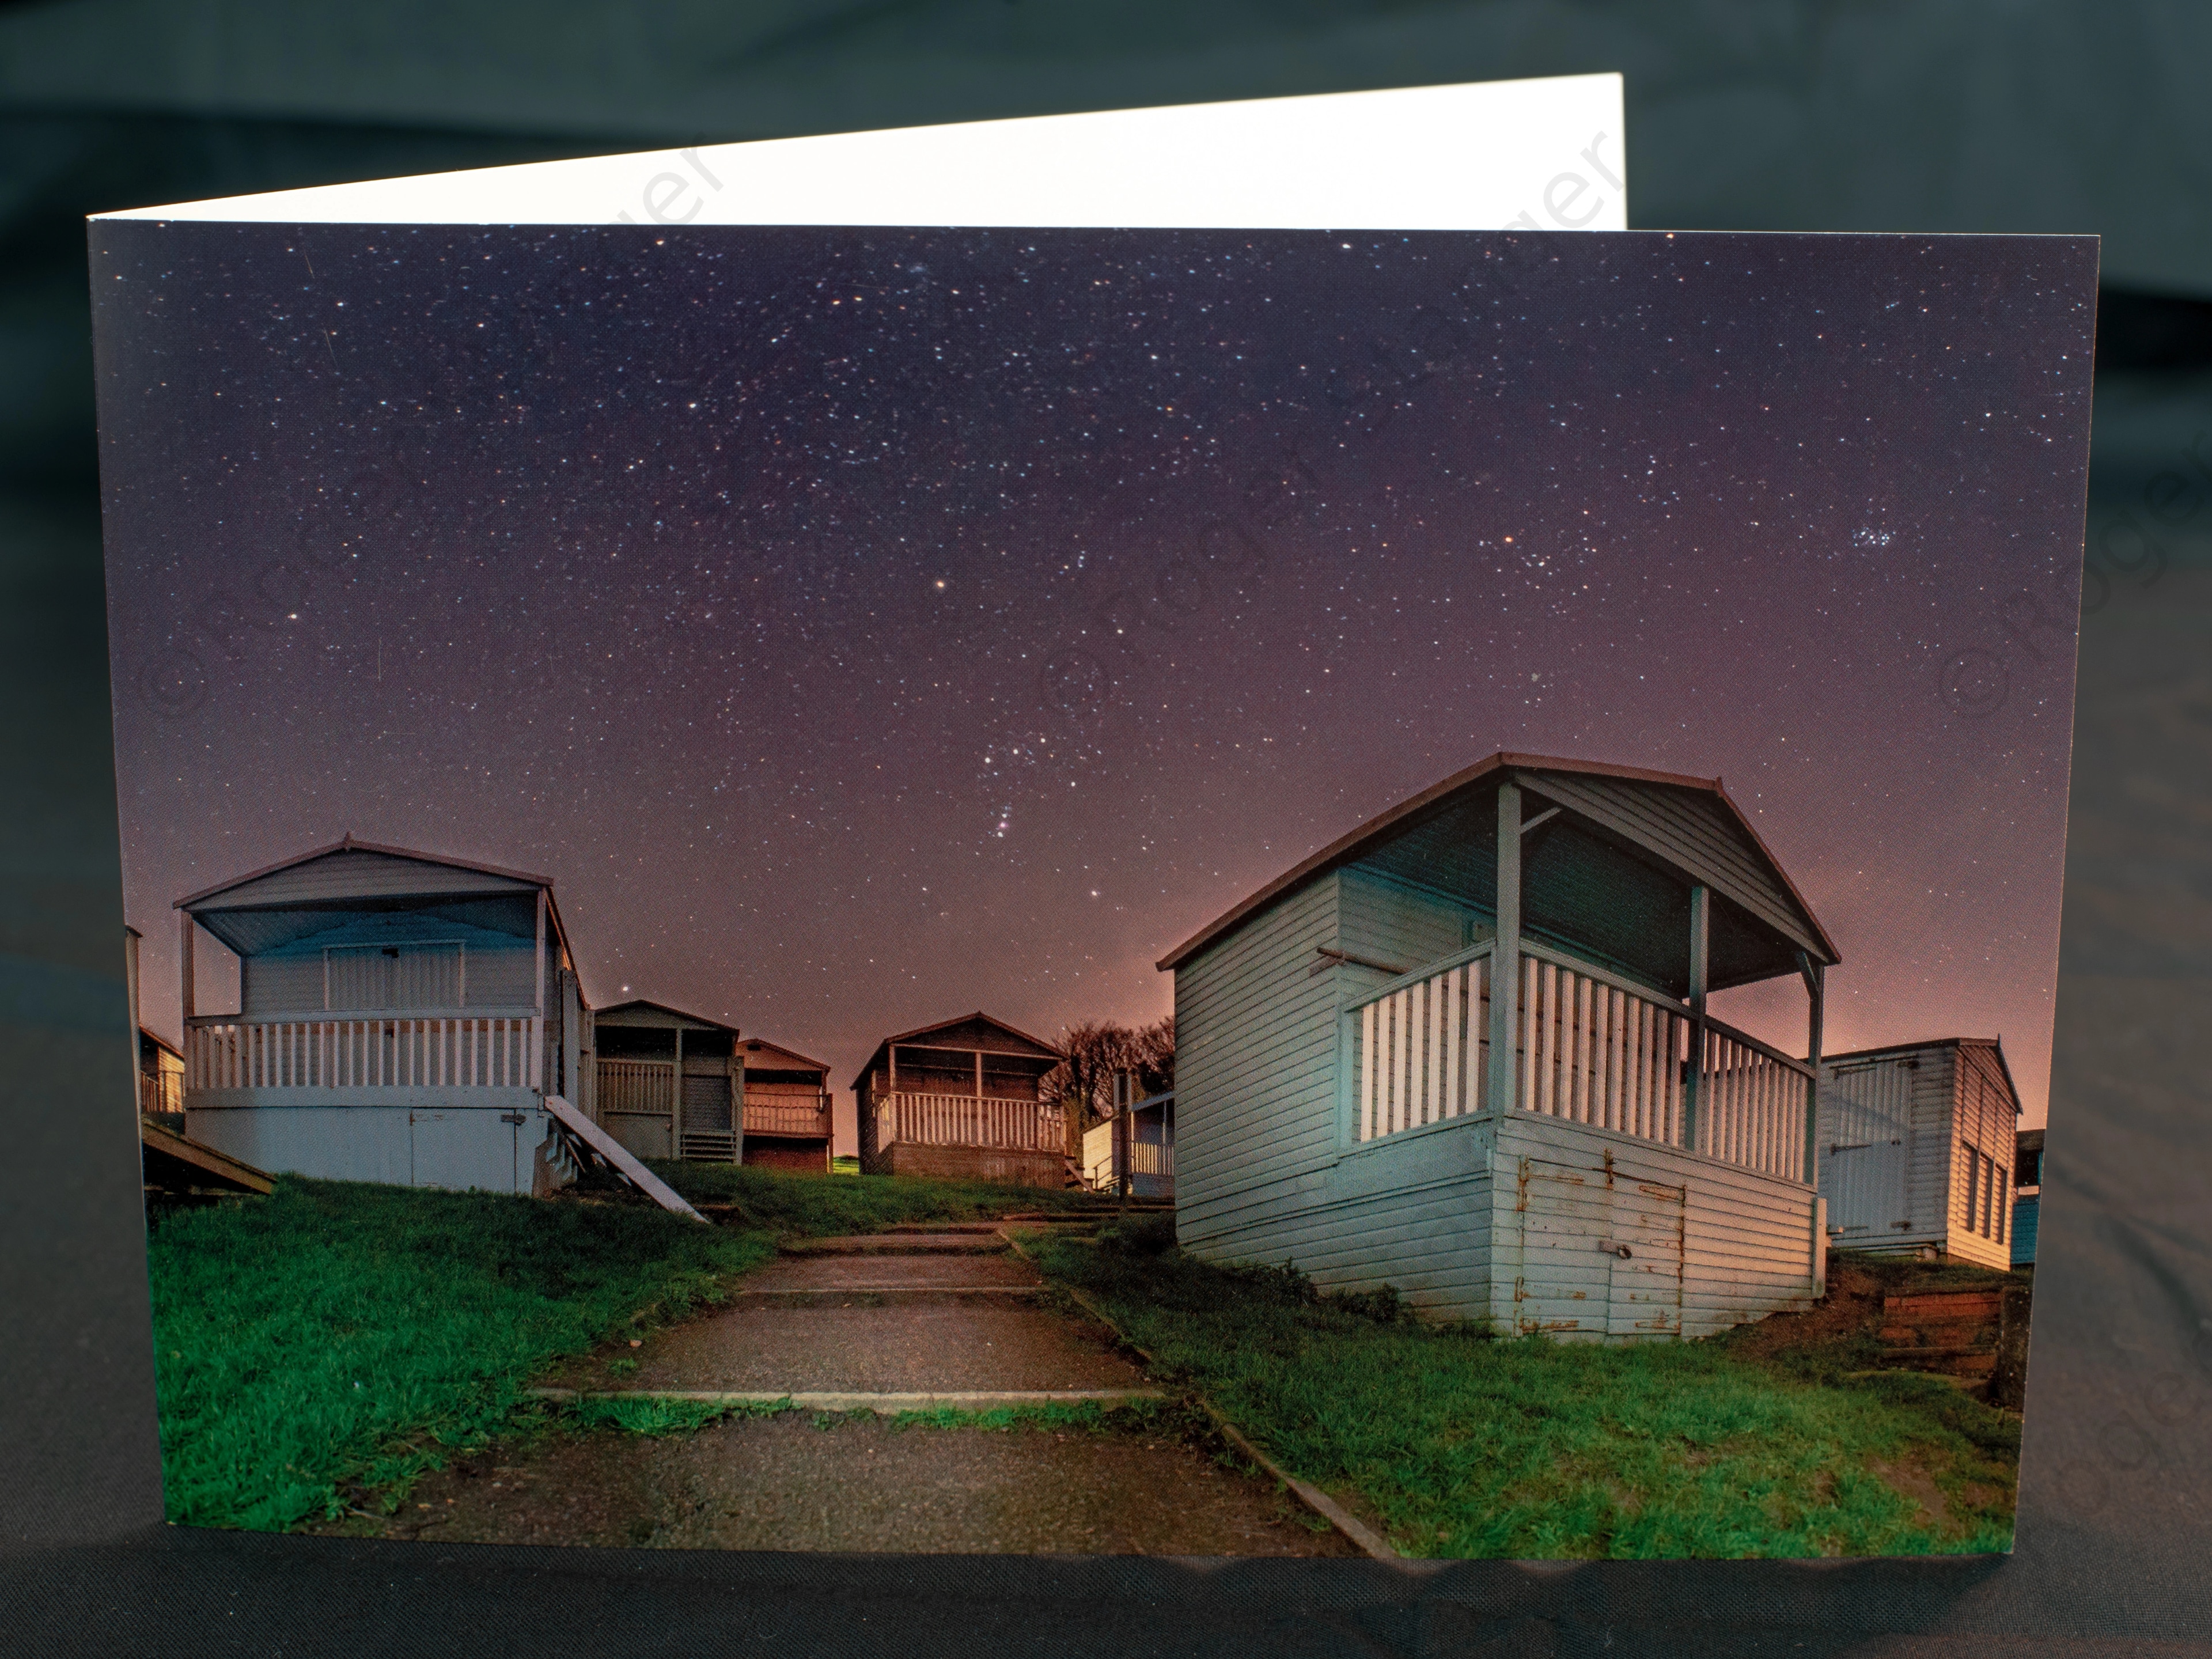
[1030,1218,2018,1559]
[150,1166,1107,1531]
[147,1179,773,1531]
[647,1160,1104,1233]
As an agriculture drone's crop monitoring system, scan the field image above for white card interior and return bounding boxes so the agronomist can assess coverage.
[93,73,1624,231]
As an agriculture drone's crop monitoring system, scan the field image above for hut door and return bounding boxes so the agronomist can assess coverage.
[680,1073,734,1159]
[1510,1155,1684,1339]
[1602,1177,1685,1339]
[1821,1060,1912,1239]
[1510,1157,1611,1337]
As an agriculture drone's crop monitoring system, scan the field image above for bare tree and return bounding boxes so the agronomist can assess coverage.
[1129,1013,1175,1096]
[1040,1015,1177,1166]
[1040,1019,1136,1138]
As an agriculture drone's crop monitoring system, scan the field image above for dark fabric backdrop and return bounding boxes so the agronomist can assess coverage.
[5,4,2210,1654]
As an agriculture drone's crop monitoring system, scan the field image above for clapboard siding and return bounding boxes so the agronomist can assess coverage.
[1337,866,1479,969]
[194,847,539,910]
[1527,771,1818,956]
[1493,1113,1819,1339]
[1176,878,1340,1236]
[242,915,539,1015]
[1815,1040,2020,1267]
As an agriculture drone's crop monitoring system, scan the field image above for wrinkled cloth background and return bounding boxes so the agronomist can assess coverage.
[3,4,2209,1653]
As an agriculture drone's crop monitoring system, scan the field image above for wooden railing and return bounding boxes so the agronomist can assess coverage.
[1689,1017,1813,1179]
[877,1091,1063,1154]
[139,1068,183,1117]
[185,1016,540,1093]
[1350,941,1813,1181]
[596,1057,675,1118]
[1516,945,1687,1145]
[744,1095,832,1138]
[1355,943,1494,1139]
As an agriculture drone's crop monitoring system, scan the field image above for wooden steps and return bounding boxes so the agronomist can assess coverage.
[1877,1289,2002,1380]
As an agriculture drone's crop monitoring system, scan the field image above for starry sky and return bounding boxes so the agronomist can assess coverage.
[93,222,2098,1141]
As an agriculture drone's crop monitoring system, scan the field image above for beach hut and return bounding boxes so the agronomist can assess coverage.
[737,1037,835,1175]
[853,1012,1065,1187]
[590,999,742,1163]
[175,836,586,1196]
[2011,1127,2042,1267]
[1081,1086,1176,1199]
[1157,752,1841,1340]
[1814,1037,2024,1270]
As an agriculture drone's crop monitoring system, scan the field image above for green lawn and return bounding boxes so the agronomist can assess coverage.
[647,1159,1106,1231]
[1028,1218,2019,1560]
[146,1168,1096,1531]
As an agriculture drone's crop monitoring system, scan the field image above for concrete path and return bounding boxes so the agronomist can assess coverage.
[352,1218,1357,1555]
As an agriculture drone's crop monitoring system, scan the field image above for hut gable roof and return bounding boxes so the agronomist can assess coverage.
[175,836,574,963]
[592,998,737,1036]
[1156,752,1838,990]
[1822,1036,2023,1117]
[740,1037,832,1076]
[178,836,551,912]
[850,1011,1063,1091]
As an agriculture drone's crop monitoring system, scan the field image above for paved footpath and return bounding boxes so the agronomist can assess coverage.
[353,1219,1358,1555]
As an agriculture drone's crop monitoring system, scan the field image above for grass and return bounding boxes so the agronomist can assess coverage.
[146,1178,773,1531]
[645,1160,1105,1234]
[1028,1216,2019,1560]
[148,1165,1104,1531]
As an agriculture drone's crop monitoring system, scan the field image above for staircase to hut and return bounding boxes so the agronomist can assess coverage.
[1879,1290,2002,1382]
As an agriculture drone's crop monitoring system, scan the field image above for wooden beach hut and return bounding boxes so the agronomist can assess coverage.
[588,1005,835,1173]
[854,1012,1065,1187]
[1815,1037,2023,1270]
[2011,1126,2042,1267]
[590,999,742,1164]
[737,1037,835,1174]
[1158,752,1842,1340]
[1081,1086,1176,1199]
[175,836,588,1196]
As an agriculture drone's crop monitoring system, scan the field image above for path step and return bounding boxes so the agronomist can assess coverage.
[532,1387,1165,1412]
[879,1221,1009,1234]
[736,1287,1043,1306]
[782,1234,1009,1256]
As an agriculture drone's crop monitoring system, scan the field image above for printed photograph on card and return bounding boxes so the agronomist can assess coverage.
[93,219,2093,1557]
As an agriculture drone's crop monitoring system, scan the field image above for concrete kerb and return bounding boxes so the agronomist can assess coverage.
[996,1224,1403,1562]
[529,1387,1166,1413]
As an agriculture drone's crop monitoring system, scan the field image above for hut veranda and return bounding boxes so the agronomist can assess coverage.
[1159,753,1842,1340]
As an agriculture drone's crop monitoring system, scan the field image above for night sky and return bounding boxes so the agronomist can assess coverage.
[93,223,2098,1141]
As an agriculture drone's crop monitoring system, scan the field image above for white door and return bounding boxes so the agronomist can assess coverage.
[1604,1176,1685,1338]
[410,1107,524,1193]
[1820,1059,1912,1240]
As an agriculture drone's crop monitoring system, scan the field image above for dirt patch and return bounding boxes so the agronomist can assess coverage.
[1867,1452,1952,1531]
[1719,1260,1888,1362]
[318,1410,1359,1556]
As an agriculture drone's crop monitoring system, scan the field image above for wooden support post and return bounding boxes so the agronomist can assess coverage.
[179,912,195,1024]
[1684,884,1710,1153]
[1800,953,1825,1185]
[531,891,547,1092]
[1490,781,1523,1113]
[731,1043,746,1167]
[561,969,581,1119]
[672,1023,684,1156]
